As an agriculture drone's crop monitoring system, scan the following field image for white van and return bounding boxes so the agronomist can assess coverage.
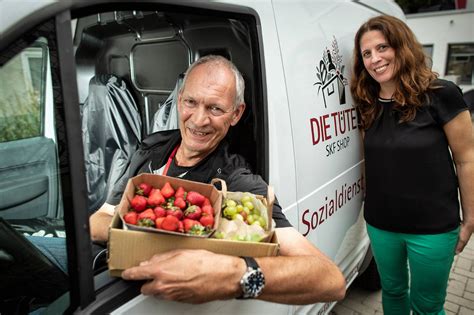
[0,0,404,314]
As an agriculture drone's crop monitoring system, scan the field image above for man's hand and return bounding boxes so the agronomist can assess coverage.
[121,249,244,303]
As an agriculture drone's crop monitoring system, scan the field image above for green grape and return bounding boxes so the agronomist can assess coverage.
[246,215,255,224]
[250,234,262,242]
[258,216,266,228]
[232,213,244,221]
[251,207,261,216]
[226,199,237,208]
[214,231,225,239]
[243,201,254,211]
[223,206,237,218]
[241,195,252,204]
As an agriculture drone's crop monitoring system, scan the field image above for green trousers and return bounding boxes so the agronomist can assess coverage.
[367,223,459,315]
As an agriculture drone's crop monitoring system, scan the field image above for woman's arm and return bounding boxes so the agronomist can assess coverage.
[444,110,474,253]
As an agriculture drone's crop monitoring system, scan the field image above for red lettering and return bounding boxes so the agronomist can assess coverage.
[322,114,331,141]
[310,118,320,145]
[301,209,311,236]
[331,112,338,137]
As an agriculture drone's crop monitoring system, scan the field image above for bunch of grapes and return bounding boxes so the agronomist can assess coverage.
[221,194,267,229]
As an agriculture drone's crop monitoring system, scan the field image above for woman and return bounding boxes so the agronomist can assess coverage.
[351,15,474,315]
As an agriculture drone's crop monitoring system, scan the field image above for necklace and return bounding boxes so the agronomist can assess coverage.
[378,97,394,103]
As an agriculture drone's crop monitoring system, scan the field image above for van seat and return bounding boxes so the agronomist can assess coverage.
[82,74,142,213]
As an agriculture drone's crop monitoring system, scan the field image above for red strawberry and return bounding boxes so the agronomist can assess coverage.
[186,191,205,206]
[166,207,183,220]
[188,223,206,235]
[148,188,165,207]
[200,213,214,228]
[138,208,156,221]
[175,186,187,199]
[138,218,155,227]
[177,221,184,233]
[124,211,138,225]
[184,205,202,220]
[202,197,211,207]
[201,205,214,216]
[136,183,153,196]
[183,218,200,232]
[161,182,175,199]
[161,215,179,231]
[155,217,165,229]
[174,197,187,209]
[130,195,147,212]
[153,206,166,218]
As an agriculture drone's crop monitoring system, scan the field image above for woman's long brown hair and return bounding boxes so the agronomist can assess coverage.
[350,15,438,129]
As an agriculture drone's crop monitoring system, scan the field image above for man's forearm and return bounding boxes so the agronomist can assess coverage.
[256,255,346,304]
[90,211,113,242]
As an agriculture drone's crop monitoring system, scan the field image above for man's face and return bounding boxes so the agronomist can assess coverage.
[177,63,245,157]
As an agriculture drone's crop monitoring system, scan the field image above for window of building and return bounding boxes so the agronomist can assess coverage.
[423,44,434,68]
[446,43,474,85]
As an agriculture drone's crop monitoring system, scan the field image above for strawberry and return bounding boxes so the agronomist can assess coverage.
[201,205,214,216]
[130,195,147,212]
[136,183,153,196]
[161,215,179,231]
[161,182,175,199]
[153,206,166,218]
[138,208,156,221]
[184,205,202,220]
[183,218,200,232]
[177,221,184,233]
[186,191,205,206]
[148,188,165,207]
[155,217,165,229]
[138,218,155,227]
[166,207,183,220]
[202,197,211,207]
[188,223,206,235]
[123,211,138,225]
[199,213,214,228]
[175,186,187,199]
[174,197,187,209]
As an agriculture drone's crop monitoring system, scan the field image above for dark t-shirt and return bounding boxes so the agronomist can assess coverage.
[107,130,291,228]
[363,79,468,234]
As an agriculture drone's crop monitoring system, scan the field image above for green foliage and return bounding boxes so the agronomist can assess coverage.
[0,92,41,142]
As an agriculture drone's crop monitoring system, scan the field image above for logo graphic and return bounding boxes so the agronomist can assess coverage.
[314,37,348,108]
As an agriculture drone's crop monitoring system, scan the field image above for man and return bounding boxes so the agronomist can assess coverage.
[90,55,346,304]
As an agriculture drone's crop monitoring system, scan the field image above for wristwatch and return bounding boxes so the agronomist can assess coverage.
[238,256,265,299]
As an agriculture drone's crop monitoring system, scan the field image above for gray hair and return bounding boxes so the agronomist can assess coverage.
[179,55,245,108]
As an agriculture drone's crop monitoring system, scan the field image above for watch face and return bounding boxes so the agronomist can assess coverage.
[242,269,265,298]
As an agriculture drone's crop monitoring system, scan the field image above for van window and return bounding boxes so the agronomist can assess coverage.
[0,39,48,142]
[446,43,474,85]
[0,32,68,313]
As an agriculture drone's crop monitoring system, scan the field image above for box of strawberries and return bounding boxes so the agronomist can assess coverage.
[108,174,279,277]
[120,174,221,237]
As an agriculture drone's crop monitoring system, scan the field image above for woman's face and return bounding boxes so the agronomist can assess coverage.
[360,30,397,96]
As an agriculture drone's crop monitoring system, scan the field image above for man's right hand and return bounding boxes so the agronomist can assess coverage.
[89,203,116,242]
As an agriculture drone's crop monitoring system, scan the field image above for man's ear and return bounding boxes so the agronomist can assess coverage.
[230,103,246,126]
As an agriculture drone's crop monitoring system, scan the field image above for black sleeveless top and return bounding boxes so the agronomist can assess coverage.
[363,79,468,234]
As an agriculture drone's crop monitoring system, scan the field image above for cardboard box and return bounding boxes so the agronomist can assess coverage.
[108,174,279,277]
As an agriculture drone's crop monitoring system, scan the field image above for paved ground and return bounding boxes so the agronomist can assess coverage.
[331,236,474,315]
